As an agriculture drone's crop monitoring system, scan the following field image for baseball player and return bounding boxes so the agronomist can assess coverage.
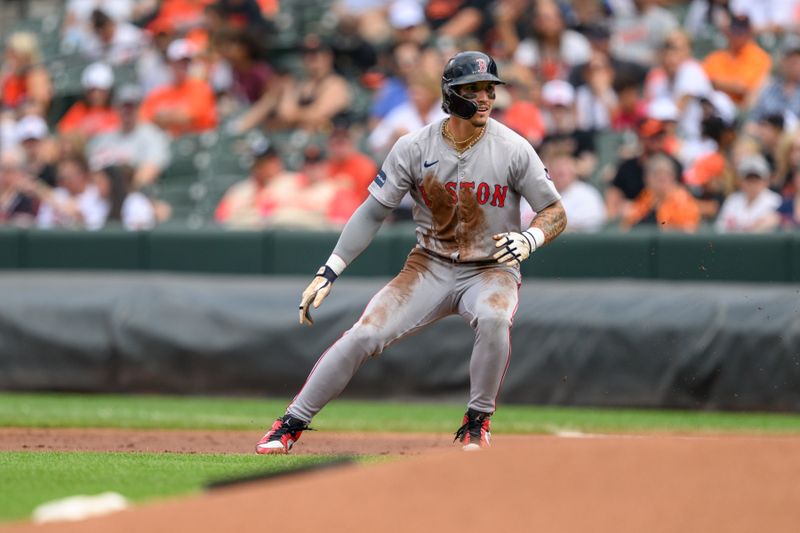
[256,51,566,453]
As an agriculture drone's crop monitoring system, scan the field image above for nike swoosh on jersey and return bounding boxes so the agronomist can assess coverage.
[423,160,439,168]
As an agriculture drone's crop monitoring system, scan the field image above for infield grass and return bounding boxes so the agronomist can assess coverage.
[3,393,800,524]
[0,451,343,522]
[3,392,800,434]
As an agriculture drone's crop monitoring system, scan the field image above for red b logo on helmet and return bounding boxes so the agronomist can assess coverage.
[475,58,487,73]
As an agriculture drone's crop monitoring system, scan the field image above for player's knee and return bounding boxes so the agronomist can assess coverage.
[473,313,512,333]
[348,323,386,356]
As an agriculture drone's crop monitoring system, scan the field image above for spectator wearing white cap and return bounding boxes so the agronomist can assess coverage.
[15,115,58,188]
[88,84,171,188]
[57,62,121,141]
[678,90,738,167]
[647,97,679,123]
[715,154,781,233]
[539,79,597,179]
[386,1,440,81]
[646,96,682,154]
[139,39,217,136]
[389,0,430,44]
[77,8,145,65]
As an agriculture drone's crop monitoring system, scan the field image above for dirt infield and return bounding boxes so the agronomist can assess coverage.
[0,427,454,455]
[4,430,800,533]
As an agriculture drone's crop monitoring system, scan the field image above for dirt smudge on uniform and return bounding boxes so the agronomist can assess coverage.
[480,268,518,313]
[361,306,387,329]
[487,292,510,312]
[422,174,488,258]
[455,186,487,259]
[423,173,457,252]
[361,250,431,330]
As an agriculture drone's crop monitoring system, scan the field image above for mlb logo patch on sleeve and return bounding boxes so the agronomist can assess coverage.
[374,169,387,187]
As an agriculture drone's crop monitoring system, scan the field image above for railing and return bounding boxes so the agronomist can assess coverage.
[1,227,799,282]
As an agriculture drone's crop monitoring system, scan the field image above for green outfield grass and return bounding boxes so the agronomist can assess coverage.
[3,392,800,434]
[0,452,343,523]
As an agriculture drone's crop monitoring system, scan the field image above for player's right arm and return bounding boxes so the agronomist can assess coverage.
[299,135,415,325]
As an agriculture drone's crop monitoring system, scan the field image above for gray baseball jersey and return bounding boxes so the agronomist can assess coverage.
[286,118,560,423]
[369,117,560,261]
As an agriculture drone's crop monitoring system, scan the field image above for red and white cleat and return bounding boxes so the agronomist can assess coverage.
[453,409,492,451]
[255,415,310,455]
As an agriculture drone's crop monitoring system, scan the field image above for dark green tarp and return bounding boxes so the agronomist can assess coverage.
[0,273,798,411]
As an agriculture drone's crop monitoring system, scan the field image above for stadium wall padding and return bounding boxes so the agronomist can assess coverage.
[2,228,800,282]
[1,273,799,411]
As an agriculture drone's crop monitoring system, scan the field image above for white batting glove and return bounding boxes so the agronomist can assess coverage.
[298,265,338,326]
[492,228,545,266]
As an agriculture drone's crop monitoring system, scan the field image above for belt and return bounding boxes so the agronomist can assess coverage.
[418,246,498,266]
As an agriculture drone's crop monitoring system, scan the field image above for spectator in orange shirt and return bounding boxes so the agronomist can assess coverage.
[282,143,362,228]
[57,62,121,141]
[494,65,546,146]
[326,119,378,203]
[622,153,700,232]
[139,39,217,136]
[214,141,291,229]
[1,32,52,115]
[702,15,771,108]
[147,0,212,37]
[683,114,738,221]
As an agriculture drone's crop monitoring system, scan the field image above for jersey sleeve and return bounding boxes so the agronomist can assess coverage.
[367,134,415,208]
[510,141,561,212]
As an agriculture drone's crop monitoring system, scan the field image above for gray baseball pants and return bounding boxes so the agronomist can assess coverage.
[286,247,521,423]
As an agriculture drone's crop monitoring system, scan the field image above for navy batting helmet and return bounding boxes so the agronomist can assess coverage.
[441,51,505,119]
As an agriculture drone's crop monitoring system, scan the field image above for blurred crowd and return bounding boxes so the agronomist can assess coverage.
[3,0,800,234]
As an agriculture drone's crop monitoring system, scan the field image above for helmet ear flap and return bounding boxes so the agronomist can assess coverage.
[441,82,478,120]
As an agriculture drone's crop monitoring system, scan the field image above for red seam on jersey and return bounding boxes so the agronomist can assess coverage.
[493,281,521,411]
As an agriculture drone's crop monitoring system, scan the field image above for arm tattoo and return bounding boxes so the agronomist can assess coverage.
[530,201,567,244]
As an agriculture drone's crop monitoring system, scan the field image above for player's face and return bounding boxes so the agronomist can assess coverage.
[457,81,496,126]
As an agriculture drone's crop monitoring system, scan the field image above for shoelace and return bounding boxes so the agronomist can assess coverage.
[269,417,313,441]
[453,416,488,443]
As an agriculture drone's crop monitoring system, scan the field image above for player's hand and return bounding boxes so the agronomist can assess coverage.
[298,265,338,326]
[492,230,540,267]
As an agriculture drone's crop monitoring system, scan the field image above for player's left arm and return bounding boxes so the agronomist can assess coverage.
[494,142,566,267]
[493,200,566,266]
[529,200,567,243]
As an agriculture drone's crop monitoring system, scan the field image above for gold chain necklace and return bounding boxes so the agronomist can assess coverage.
[442,118,485,152]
